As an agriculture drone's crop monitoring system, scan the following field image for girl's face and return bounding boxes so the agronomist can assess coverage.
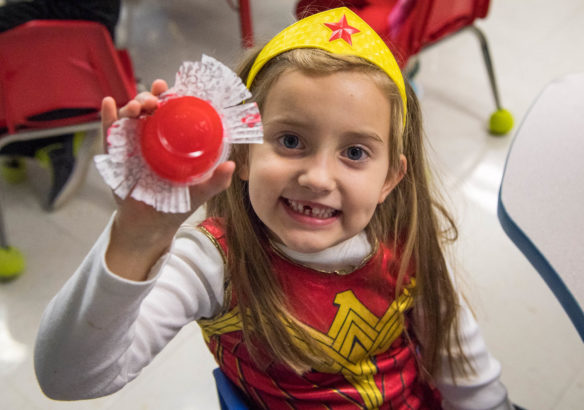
[240,69,406,253]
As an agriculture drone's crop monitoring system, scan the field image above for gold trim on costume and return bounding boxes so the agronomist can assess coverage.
[197,225,227,265]
[268,236,379,276]
[196,225,233,317]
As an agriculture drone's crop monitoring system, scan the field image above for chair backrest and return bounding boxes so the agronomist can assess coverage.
[394,0,490,61]
[0,20,136,135]
[295,0,491,66]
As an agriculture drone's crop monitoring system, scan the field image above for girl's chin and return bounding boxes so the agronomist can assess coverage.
[263,213,347,253]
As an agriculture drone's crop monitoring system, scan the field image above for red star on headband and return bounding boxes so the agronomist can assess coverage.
[324,14,360,46]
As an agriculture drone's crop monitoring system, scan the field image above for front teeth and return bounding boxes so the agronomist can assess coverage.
[287,199,336,219]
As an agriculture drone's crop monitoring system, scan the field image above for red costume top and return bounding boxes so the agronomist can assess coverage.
[197,218,441,409]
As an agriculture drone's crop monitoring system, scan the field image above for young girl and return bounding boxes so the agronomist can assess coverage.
[34,8,513,409]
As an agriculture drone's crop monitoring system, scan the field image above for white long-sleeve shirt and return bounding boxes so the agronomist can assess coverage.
[34,216,513,409]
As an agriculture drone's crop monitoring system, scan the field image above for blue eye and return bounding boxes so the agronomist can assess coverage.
[280,134,300,149]
[346,146,366,161]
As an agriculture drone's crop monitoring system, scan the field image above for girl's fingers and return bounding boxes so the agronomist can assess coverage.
[101,97,118,143]
[207,161,236,194]
[151,79,168,97]
[101,97,118,125]
[117,99,143,119]
[189,161,236,206]
[113,80,169,122]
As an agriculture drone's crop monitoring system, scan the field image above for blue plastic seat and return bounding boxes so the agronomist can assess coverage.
[212,368,249,410]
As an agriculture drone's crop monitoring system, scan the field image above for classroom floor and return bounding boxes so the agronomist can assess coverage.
[1,0,584,409]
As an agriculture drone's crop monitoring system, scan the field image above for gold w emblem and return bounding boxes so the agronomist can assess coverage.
[199,281,415,409]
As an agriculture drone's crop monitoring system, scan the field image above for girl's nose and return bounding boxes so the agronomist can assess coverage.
[297,155,336,193]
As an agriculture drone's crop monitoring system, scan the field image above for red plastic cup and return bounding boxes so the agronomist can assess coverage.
[141,96,225,184]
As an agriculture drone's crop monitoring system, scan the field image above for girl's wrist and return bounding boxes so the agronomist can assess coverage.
[111,212,178,250]
[105,207,183,281]
[113,198,188,246]
[105,223,173,282]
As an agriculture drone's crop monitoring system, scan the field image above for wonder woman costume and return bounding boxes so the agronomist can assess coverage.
[197,219,441,409]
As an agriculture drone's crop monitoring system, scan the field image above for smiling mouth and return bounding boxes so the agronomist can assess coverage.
[284,198,340,219]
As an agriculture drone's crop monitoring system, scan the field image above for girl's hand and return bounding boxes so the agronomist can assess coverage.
[101,79,168,140]
[101,81,236,281]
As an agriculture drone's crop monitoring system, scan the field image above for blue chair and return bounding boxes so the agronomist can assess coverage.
[498,73,584,342]
[212,368,249,410]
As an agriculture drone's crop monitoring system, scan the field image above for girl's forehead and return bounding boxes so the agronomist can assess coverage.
[268,69,386,99]
[264,70,391,113]
[276,67,378,84]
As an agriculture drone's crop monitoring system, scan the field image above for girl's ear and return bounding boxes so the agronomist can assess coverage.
[378,154,407,203]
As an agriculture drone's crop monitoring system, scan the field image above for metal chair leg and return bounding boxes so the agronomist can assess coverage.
[0,186,25,281]
[467,24,514,135]
[467,24,502,110]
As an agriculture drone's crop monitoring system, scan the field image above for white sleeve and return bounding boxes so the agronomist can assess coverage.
[34,216,225,401]
[435,296,514,410]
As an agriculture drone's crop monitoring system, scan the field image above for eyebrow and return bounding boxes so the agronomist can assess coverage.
[261,116,304,128]
[264,117,386,144]
[347,132,385,145]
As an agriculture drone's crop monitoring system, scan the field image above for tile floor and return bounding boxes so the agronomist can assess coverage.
[1,0,583,409]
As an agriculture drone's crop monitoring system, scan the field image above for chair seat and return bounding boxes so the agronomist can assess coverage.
[212,368,249,410]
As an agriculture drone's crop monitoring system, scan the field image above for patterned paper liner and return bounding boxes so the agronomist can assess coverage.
[95,55,263,213]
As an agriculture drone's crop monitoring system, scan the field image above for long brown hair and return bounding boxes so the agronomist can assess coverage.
[206,48,470,379]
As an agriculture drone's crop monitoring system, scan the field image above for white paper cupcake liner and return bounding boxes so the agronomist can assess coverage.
[94,55,263,213]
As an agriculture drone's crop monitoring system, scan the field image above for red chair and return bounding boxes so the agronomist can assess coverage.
[296,0,513,135]
[0,20,137,280]
[236,0,254,49]
[0,20,136,136]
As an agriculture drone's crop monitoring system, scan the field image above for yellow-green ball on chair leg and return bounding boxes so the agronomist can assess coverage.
[0,247,25,281]
[1,158,27,184]
[489,108,514,135]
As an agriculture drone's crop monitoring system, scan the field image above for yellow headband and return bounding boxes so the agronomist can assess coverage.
[246,7,407,123]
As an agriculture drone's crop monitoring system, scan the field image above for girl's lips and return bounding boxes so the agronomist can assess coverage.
[282,198,340,220]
